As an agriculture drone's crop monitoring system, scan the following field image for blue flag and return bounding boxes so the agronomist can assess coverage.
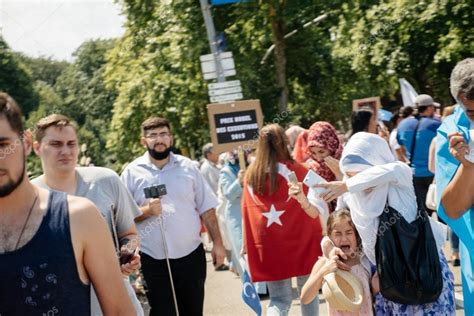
[241,269,262,316]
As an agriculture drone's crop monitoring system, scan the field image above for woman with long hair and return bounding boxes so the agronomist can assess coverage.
[242,124,324,315]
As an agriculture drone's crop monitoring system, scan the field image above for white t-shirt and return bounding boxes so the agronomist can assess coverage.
[389,129,401,159]
[200,159,220,195]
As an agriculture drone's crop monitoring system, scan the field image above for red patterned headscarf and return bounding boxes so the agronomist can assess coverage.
[306,121,343,182]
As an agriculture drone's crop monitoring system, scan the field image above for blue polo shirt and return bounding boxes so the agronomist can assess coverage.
[397,116,441,177]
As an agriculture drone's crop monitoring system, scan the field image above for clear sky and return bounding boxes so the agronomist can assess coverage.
[0,0,125,61]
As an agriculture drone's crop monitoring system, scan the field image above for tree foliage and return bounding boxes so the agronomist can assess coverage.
[22,39,117,174]
[15,54,69,87]
[104,1,211,164]
[53,39,118,167]
[2,1,473,170]
[331,1,474,106]
[0,37,39,115]
[104,0,381,165]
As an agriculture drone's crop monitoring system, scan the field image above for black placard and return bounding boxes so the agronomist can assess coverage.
[214,110,259,144]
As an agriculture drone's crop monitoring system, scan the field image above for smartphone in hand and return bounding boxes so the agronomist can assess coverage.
[119,247,138,265]
[303,170,327,194]
[288,171,298,184]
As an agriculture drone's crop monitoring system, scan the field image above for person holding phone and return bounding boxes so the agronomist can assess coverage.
[0,93,136,316]
[242,124,324,315]
[305,121,344,213]
[31,114,144,316]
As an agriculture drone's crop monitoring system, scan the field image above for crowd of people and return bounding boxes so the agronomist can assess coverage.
[0,58,473,316]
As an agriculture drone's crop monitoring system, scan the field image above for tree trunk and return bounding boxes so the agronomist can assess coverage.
[414,67,434,96]
[269,4,288,113]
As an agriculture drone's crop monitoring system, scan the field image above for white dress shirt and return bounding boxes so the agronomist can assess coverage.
[121,152,218,259]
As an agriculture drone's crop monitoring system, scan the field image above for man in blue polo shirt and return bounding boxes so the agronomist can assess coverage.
[397,94,441,214]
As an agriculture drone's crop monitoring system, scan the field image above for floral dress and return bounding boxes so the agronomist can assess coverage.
[374,252,455,316]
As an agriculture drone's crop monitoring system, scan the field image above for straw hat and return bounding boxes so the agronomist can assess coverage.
[322,270,364,312]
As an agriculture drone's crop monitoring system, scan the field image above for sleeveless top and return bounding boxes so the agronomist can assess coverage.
[0,191,90,315]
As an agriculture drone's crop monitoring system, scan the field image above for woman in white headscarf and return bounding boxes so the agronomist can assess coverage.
[315,132,455,315]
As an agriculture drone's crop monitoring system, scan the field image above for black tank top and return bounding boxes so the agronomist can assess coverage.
[0,191,90,315]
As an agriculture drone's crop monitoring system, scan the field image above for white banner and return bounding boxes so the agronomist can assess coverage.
[399,78,418,107]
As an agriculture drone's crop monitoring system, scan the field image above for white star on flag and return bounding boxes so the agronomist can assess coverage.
[262,204,285,227]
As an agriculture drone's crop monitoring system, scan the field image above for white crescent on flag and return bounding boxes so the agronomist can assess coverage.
[247,162,292,204]
[243,282,254,298]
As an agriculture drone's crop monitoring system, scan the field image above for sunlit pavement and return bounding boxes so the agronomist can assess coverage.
[142,241,464,315]
[203,252,328,316]
[203,249,464,315]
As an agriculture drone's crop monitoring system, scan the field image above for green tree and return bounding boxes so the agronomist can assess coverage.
[105,1,212,165]
[0,36,39,115]
[331,1,474,106]
[213,1,368,127]
[104,0,474,168]
[105,1,353,166]
[15,53,69,87]
[53,39,118,166]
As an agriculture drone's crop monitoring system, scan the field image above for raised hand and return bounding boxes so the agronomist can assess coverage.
[324,156,343,180]
[448,132,474,167]
[314,181,348,202]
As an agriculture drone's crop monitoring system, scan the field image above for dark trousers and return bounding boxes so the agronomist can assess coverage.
[141,244,207,316]
[413,175,434,215]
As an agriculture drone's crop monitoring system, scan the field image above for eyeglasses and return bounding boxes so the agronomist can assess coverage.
[145,132,171,140]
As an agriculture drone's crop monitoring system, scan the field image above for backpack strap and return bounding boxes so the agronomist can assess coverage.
[408,118,422,165]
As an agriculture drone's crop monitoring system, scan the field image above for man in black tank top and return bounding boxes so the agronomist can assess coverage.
[0,93,136,316]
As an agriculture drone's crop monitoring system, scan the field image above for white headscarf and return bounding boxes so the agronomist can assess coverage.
[340,132,396,175]
[339,133,412,263]
[339,133,446,264]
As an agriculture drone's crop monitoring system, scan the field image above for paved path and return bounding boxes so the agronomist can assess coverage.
[203,249,464,315]
[144,244,465,315]
[203,253,328,315]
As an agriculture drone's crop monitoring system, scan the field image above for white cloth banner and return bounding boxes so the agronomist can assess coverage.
[399,78,418,107]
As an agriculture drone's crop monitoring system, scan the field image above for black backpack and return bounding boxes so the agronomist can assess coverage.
[375,204,443,305]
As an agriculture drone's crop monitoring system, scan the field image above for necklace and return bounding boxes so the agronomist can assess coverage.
[14,193,38,251]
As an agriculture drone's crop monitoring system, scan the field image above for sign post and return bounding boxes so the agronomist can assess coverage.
[200,51,237,80]
[199,0,225,83]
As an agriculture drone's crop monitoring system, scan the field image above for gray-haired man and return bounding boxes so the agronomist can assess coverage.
[436,58,474,315]
[200,143,220,195]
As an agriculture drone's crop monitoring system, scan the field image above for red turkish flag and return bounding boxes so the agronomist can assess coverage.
[242,161,323,282]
